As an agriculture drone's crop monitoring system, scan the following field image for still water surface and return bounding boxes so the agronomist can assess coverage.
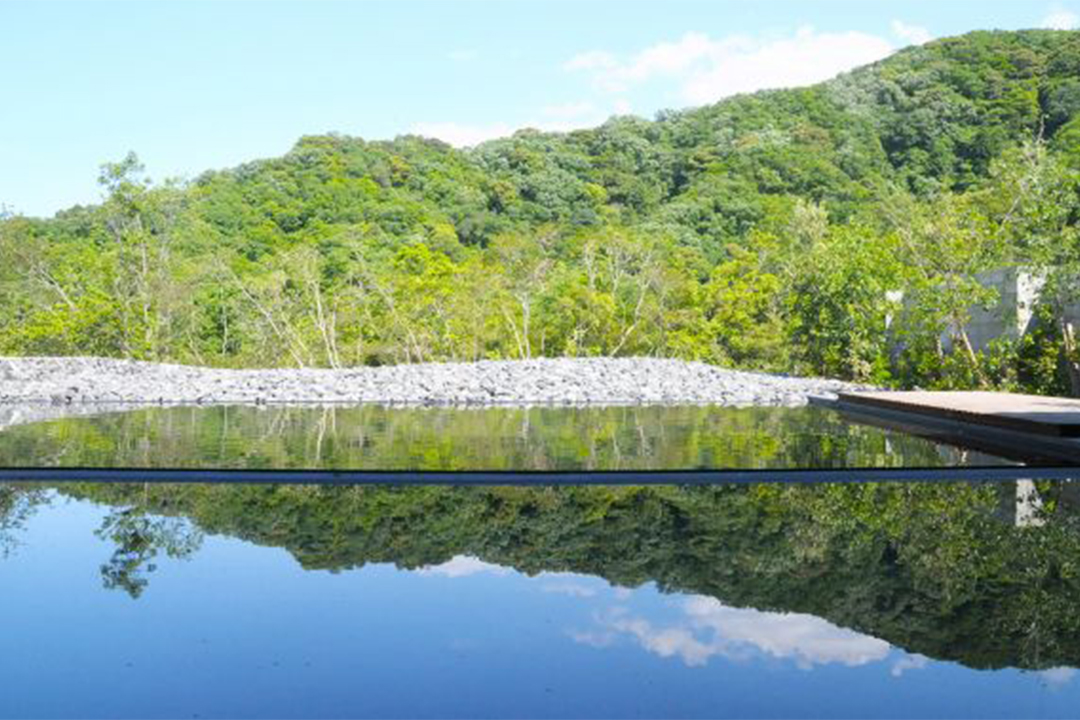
[0,404,1008,470]
[0,406,1065,717]
[1,480,1078,718]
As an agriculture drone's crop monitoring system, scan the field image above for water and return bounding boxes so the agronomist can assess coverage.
[1,481,1078,718]
[0,404,1010,471]
[0,406,1064,717]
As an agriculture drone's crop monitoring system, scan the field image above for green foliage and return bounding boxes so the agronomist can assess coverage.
[41,478,1080,671]
[5,30,1080,390]
[703,244,787,369]
[786,208,903,382]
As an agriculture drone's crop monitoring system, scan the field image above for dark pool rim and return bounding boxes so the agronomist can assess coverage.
[1,465,1078,484]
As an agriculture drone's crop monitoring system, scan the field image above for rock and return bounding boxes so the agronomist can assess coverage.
[0,356,873,409]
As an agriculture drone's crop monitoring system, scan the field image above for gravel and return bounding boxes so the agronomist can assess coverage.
[0,356,867,408]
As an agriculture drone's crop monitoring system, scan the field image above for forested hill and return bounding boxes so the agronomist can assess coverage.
[5,29,1080,391]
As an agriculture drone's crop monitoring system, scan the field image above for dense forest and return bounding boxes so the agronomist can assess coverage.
[6,29,1080,391]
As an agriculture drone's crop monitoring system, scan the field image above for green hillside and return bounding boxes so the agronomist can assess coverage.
[5,29,1080,390]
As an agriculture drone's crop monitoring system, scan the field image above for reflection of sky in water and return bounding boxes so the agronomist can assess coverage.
[1,498,1078,719]
[570,595,900,670]
[426,556,916,672]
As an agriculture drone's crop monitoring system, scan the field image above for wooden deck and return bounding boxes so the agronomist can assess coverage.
[836,391,1080,438]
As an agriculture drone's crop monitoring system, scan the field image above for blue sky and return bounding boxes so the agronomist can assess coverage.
[2,0,1078,217]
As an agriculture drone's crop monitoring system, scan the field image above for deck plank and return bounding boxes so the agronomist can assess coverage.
[836,391,1080,437]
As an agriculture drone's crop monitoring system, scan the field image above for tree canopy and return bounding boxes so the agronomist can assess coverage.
[6,30,1080,390]
[30,479,1080,672]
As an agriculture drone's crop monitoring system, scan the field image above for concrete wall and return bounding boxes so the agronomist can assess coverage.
[950,268,1046,353]
[906,267,1080,354]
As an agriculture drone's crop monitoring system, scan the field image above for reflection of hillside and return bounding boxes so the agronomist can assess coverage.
[0,404,988,470]
[0,484,47,557]
[0,403,127,432]
[52,480,1080,672]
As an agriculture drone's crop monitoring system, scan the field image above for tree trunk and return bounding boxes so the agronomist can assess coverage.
[1060,320,1080,397]
[953,323,989,389]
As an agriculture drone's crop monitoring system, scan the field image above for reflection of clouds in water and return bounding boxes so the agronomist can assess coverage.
[570,630,618,649]
[534,571,605,598]
[542,582,599,598]
[891,653,928,677]
[609,613,719,667]
[1038,667,1077,690]
[419,555,511,578]
[578,595,896,670]
[416,559,930,676]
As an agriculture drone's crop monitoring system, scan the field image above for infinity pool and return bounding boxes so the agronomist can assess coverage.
[1,481,1078,718]
[0,404,1009,472]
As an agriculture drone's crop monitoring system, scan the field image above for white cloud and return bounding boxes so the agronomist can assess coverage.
[683,596,893,669]
[1039,667,1078,690]
[626,31,719,83]
[563,50,618,72]
[409,122,518,148]
[411,116,601,148]
[447,49,479,62]
[566,26,898,105]
[569,630,617,648]
[891,20,933,46]
[420,22,931,149]
[613,615,718,666]
[1043,6,1080,29]
[419,555,511,578]
[542,581,599,598]
[542,101,597,119]
[533,570,608,597]
[577,596,893,669]
[891,653,929,677]
[682,28,895,105]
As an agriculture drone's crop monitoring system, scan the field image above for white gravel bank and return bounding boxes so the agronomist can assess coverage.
[0,357,865,407]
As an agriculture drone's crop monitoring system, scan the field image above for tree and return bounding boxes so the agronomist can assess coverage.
[985,140,1080,394]
[887,191,1004,388]
[786,221,902,382]
[491,230,554,359]
[97,152,185,359]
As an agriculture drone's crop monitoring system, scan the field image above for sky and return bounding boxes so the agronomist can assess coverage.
[1,0,1078,218]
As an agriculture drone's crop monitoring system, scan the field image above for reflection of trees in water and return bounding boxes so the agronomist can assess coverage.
[96,501,203,599]
[0,405,978,471]
[0,482,203,597]
[54,480,1080,671]
[0,484,48,558]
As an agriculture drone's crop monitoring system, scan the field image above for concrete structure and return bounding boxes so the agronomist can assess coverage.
[888,266,1080,354]
[1014,479,1046,528]
[838,390,1080,437]
[831,390,1080,464]
[942,268,1046,354]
